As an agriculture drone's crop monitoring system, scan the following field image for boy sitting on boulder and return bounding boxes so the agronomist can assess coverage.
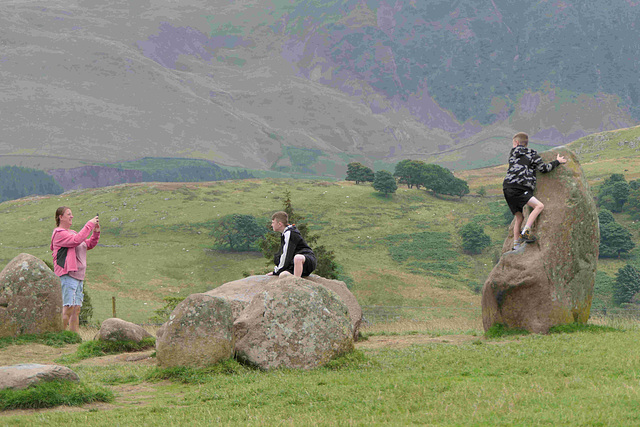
[267,211,317,278]
[503,132,567,250]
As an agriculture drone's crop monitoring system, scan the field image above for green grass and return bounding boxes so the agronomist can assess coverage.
[0,179,503,323]
[55,338,156,364]
[3,330,640,424]
[0,380,113,410]
[484,323,531,338]
[145,359,254,384]
[0,331,82,349]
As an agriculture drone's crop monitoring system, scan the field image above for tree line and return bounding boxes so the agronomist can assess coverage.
[345,160,470,198]
[0,166,64,203]
[595,173,640,307]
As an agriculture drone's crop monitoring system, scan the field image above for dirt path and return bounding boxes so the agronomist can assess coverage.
[355,334,479,350]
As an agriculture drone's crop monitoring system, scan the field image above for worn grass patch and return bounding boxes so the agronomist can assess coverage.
[55,338,156,364]
[0,380,113,410]
[0,331,82,349]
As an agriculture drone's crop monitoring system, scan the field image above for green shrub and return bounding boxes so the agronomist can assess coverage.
[0,380,113,410]
[458,222,491,254]
[149,296,187,324]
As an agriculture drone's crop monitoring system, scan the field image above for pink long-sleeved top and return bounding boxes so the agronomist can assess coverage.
[50,221,100,280]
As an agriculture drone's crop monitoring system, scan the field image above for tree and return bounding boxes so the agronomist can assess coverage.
[0,166,64,203]
[448,177,470,199]
[626,188,640,220]
[458,222,491,254]
[477,186,487,197]
[598,174,630,212]
[373,170,397,195]
[613,264,640,305]
[598,209,616,225]
[346,162,374,184]
[418,163,450,194]
[211,214,266,251]
[599,222,635,258]
[258,191,340,279]
[394,159,424,189]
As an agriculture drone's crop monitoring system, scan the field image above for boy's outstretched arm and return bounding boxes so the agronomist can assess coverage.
[533,152,565,173]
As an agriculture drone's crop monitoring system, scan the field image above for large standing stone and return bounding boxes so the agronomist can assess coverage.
[0,253,63,338]
[233,276,354,370]
[96,318,153,342]
[305,274,363,340]
[155,293,234,368]
[482,147,599,333]
[0,364,79,390]
[206,274,363,338]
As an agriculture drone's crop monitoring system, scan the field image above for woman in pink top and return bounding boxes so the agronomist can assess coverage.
[50,206,100,333]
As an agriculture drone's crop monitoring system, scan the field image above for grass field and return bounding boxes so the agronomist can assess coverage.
[458,125,640,196]
[1,324,639,425]
[0,179,502,324]
[2,126,640,324]
[3,127,640,424]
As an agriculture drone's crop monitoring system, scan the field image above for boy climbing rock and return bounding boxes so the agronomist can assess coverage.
[267,211,317,277]
[503,132,567,250]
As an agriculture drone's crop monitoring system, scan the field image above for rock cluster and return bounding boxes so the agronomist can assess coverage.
[156,274,361,370]
[482,147,599,333]
[0,253,63,338]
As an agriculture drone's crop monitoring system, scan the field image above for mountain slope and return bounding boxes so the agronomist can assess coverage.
[1,0,638,177]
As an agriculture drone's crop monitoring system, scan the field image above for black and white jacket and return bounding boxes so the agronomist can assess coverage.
[503,146,560,192]
[273,225,314,275]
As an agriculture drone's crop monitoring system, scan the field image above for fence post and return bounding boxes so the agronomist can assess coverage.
[112,296,116,318]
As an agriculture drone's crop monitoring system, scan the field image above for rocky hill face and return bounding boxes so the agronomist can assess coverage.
[1,0,638,177]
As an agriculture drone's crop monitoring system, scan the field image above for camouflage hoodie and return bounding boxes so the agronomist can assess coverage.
[503,146,560,191]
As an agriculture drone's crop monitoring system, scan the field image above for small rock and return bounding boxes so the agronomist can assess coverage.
[96,318,152,342]
[0,364,79,390]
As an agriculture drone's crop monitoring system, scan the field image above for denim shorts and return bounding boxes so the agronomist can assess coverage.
[60,274,84,306]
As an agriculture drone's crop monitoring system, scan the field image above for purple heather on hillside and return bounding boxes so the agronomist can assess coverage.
[520,93,541,115]
[138,23,249,70]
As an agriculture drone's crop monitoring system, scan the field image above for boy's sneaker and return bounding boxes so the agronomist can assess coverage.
[512,236,524,251]
[521,229,537,243]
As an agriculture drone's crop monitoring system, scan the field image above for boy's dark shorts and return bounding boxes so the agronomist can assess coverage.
[282,254,317,277]
[503,187,533,214]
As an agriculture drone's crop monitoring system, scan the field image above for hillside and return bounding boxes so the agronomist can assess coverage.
[1,1,638,178]
[0,179,503,323]
[458,125,640,195]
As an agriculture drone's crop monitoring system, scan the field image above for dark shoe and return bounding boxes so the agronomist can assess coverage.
[512,236,524,251]
[521,229,537,243]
